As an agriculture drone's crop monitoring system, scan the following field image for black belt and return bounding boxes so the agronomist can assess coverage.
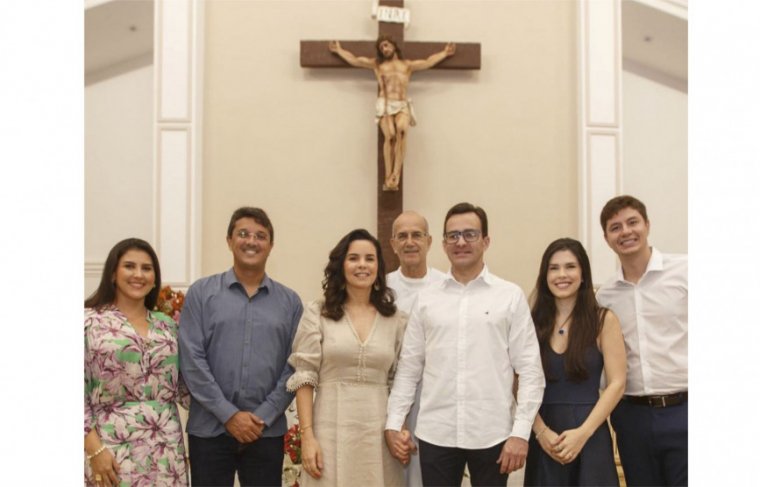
[624,392,687,408]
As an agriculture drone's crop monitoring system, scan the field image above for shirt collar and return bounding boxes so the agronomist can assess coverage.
[614,246,663,283]
[223,268,271,291]
[396,267,432,283]
[444,264,492,287]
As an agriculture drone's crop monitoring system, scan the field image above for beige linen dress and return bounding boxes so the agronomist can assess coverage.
[287,300,406,487]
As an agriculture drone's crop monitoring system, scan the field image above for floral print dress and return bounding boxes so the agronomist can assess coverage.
[85,306,189,486]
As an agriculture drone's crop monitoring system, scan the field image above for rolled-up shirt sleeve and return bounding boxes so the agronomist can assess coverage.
[178,284,239,425]
[508,293,545,440]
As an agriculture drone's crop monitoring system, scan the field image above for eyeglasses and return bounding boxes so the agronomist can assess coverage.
[235,230,270,242]
[393,231,428,242]
[444,229,482,244]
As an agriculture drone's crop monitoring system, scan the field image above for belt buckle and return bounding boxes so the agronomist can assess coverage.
[649,395,667,408]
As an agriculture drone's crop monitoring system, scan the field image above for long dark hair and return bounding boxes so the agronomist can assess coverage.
[321,229,396,320]
[530,238,604,382]
[85,238,162,311]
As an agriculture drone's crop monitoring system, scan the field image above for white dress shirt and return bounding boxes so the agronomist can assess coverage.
[386,267,446,487]
[387,267,447,313]
[597,247,688,396]
[386,265,545,449]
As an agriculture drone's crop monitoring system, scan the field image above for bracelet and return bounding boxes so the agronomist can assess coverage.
[87,444,108,461]
[300,424,313,431]
[535,427,548,440]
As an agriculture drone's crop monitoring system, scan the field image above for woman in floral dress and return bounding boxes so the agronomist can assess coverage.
[84,238,189,487]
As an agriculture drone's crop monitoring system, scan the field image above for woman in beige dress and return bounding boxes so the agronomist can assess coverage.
[287,229,406,486]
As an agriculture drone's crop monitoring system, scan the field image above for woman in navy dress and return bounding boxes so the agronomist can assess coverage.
[524,238,626,486]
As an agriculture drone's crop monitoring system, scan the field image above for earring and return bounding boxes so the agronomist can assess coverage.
[373,282,381,291]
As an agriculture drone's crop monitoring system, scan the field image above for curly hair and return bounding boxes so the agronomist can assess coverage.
[321,229,396,321]
[529,238,606,382]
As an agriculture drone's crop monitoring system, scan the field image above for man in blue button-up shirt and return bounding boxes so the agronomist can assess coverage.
[179,207,303,486]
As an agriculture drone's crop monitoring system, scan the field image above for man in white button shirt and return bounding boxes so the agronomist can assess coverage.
[385,202,545,486]
[386,211,446,487]
[596,195,688,487]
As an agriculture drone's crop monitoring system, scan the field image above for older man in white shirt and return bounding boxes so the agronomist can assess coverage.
[596,195,688,487]
[386,202,545,486]
[386,210,446,487]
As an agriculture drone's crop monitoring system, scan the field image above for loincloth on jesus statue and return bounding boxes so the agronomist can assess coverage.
[375,97,417,126]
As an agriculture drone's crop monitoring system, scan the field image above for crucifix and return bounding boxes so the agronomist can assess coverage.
[300,0,481,268]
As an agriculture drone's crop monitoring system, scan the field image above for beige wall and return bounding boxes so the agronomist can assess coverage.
[85,64,154,296]
[622,69,688,253]
[202,0,578,301]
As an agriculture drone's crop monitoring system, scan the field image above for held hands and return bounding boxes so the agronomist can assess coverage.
[385,429,417,465]
[444,42,456,57]
[89,447,120,487]
[536,428,565,464]
[301,430,324,479]
[551,427,591,465]
[224,411,265,443]
[496,436,528,474]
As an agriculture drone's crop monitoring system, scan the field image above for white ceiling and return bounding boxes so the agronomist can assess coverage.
[622,0,688,90]
[85,0,153,79]
[84,0,687,90]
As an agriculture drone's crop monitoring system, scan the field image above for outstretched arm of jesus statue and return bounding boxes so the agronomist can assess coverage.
[328,40,375,69]
[409,42,456,72]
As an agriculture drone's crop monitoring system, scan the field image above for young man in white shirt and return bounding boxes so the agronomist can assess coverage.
[385,202,545,486]
[386,211,446,487]
[596,195,688,487]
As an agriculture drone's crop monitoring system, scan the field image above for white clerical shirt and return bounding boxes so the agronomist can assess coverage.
[386,265,545,449]
[596,247,688,396]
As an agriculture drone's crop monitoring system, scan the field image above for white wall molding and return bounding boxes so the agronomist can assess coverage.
[154,0,204,286]
[85,261,105,279]
[578,0,624,281]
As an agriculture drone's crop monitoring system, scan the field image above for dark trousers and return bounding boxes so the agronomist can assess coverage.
[419,438,508,487]
[188,434,284,487]
[610,399,688,486]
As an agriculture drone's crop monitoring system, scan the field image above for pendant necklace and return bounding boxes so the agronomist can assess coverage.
[557,314,572,335]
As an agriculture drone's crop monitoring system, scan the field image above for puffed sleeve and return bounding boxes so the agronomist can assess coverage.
[387,310,408,387]
[286,300,324,392]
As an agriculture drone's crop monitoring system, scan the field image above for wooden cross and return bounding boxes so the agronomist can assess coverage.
[300,0,480,268]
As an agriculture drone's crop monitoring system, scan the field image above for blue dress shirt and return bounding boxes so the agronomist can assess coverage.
[179,269,303,438]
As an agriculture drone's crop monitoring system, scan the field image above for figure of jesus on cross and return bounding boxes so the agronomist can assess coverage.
[329,37,456,191]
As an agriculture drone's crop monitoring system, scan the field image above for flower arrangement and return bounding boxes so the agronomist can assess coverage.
[283,423,302,487]
[155,285,185,322]
[284,423,302,464]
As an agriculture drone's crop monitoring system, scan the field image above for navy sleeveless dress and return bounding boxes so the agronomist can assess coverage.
[524,345,619,486]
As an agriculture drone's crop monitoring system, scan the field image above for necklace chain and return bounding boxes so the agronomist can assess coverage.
[557,313,572,335]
